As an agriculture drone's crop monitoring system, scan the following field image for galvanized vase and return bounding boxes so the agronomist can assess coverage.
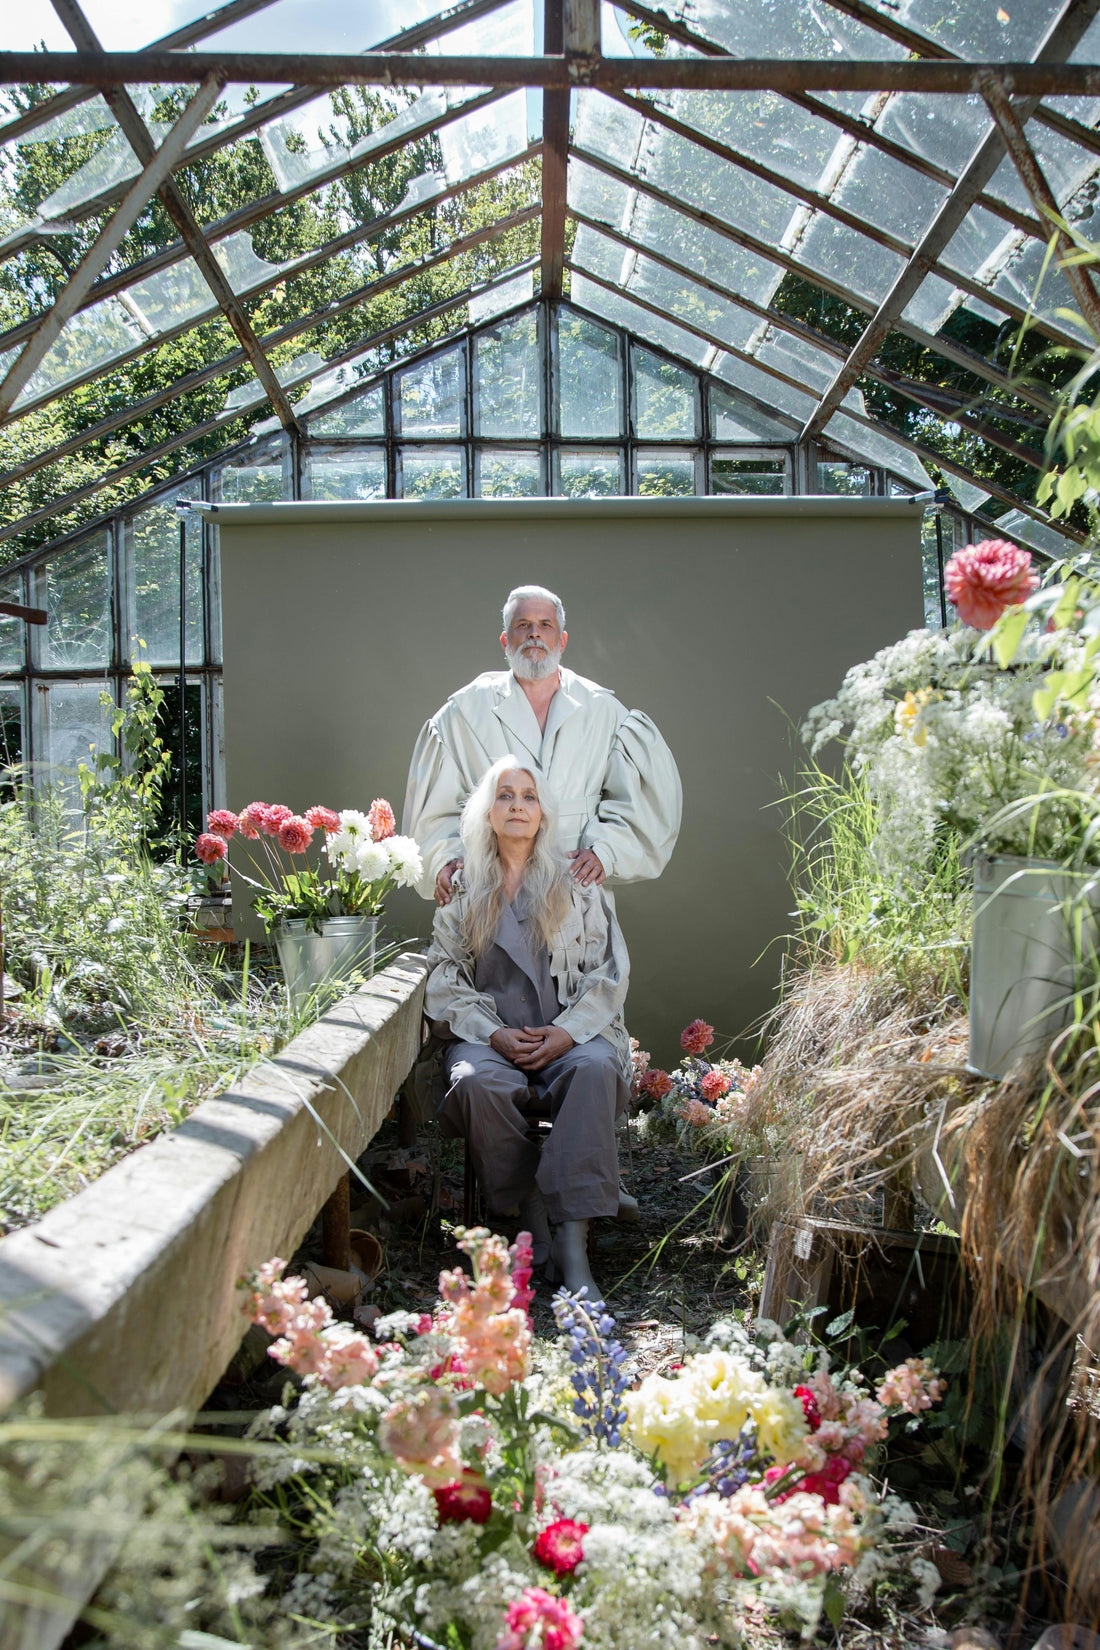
[969,854,1100,1079]
[275,914,379,1007]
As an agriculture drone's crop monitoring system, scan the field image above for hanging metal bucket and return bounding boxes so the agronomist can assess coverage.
[969,854,1100,1079]
[275,915,378,1007]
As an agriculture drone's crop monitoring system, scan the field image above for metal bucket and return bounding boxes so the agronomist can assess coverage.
[969,854,1100,1079]
[275,915,378,1007]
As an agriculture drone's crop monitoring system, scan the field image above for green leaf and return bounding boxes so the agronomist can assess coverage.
[990,604,1029,667]
[823,1573,846,1628]
[1051,576,1081,630]
[826,1309,855,1337]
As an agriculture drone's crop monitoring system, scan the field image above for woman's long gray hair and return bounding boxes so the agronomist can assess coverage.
[459,755,572,957]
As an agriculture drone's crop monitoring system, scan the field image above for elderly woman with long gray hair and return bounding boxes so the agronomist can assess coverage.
[424,754,631,1302]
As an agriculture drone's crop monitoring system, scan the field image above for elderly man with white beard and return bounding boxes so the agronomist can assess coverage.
[403,584,682,910]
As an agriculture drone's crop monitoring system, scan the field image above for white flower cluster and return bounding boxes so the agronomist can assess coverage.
[325,810,423,887]
[803,625,1100,870]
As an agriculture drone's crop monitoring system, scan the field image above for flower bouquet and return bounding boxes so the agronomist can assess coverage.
[237,1227,944,1647]
[633,1021,764,1155]
[194,798,422,1002]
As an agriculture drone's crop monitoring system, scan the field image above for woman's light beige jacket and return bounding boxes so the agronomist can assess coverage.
[424,879,633,1080]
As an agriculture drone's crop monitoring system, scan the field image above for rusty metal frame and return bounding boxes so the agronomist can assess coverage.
[799,0,1100,442]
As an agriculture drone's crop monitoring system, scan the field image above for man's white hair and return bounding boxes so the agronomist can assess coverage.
[502,584,566,632]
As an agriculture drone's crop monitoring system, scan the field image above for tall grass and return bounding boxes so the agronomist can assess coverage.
[784,759,970,1003]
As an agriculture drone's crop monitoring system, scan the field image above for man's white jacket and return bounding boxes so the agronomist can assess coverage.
[402,667,682,899]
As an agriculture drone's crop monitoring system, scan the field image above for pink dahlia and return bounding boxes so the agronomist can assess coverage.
[639,1068,673,1101]
[263,803,293,836]
[944,538,1038,630]
[495,1587,584,1650]
[278,814,313,854]
[434,1471,493,1525]
[681,1018,715,1055]
[238,801,269,839]
[306,804,340,835]
[195,832,227,866]
[367,797,396,841]
[700,1069,731,1101]
[534,1518,588,1576]
[206,808,238,839]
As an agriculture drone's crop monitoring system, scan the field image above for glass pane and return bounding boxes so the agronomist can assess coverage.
[395,347,465,437]
[0,574,26,669]
[33,679,114,806]
[307,384,385,437]
[709,456,788,496]
[474,311,541,438]
[817,462,873,496]
[213,446,291,502]
[476,450,542,497]
[124,494,203,667]
[397,448,465,499]
[709,384,796,441]
[635,449,698,496]
[557,313,623,437]
[633,348,699,439]
[554,449,625,497]
[469,270,535,327]
[0,684,24,789]
[306,449,387,501]
[33,532,111,668]
[823,410,935,492]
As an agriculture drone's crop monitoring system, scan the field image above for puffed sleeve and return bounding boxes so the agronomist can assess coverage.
[582,709,683,883]
[554,887,630,1044]
[402,718,465,900]
[423,898,504,1045]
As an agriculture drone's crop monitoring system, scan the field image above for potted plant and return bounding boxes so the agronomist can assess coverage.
[803,540,1100,1078]
[194,798,422,1005]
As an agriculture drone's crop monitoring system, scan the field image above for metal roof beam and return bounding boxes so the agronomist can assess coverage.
[981,75,1100,337]
[540,0,568,299]
[0,229,538,545]
[799,0,1100,442]
[0,144,539,451]
[49,0,304,436]
[0,87,508,357]
[7,51,1100,94]
[0,75,223,422]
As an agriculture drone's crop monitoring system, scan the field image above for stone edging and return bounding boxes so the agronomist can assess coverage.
[0,952,428,1417]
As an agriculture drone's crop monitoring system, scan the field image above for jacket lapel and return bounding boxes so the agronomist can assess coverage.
[494,899,544,997]
[539,673,581,768]
[491,675,544,765]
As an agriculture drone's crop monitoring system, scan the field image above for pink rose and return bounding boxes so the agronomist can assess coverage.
[681,1018,715,1055]
[496,1588,584,1650]
[195,832,227,866]
[534,1518,588,1576]
[205,808,238,839]
[278,814,313,854]
[944,539,1038,630]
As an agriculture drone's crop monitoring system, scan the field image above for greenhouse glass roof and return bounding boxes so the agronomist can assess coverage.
[3,0,1100,562]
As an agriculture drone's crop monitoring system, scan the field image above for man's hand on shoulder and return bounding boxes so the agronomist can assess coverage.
[435,858,463,906]
[568,848,605,887]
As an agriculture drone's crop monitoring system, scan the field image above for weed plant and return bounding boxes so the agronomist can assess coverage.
[785,759,970,1004]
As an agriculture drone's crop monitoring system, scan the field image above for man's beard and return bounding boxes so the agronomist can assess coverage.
[507,641,562,682]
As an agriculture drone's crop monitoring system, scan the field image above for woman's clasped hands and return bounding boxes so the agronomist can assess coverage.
[489,1024,575,1070]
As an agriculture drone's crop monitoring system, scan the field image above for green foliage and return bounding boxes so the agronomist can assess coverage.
[786,760,969,1000]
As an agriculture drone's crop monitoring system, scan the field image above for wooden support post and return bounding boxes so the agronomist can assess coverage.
[321,1169,351,1271]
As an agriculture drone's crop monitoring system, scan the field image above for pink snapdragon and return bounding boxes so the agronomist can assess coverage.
[629,1037,651,1098]
[876,1356,946,1414]
[495,1587,584,1650]
[277,814,313,854]
[437,1227,532,1395]
[306,804,340,835]
[238,801,270,839]
[944,538,1038,630]
[509,1231,535,1318]
[206,808,239,839]
[367,797,397,841]
[700,1070,731,1101]
[239,1259,378,1388]
[195,832,227,866]
[681,1019,715,1055]
[379,1387,463,1486]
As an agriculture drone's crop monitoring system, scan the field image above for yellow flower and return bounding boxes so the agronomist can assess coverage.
[750,1386,809,1465]
[894,687,937,746]
[685,1350,766,1440]
[623,1373,710,1485]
